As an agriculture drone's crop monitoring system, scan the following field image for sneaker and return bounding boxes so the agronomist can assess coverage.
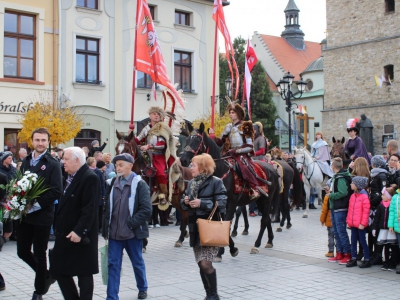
[346,258,357,267]
[325,252,334,258]
[387,263,396,271]
[356,251,364,261]
[148,225,153,229]
[359,260,371,268]
[155,224,160,228]
[381,263,389,271]
[138,290,147,299]
[338,253,351,265]
[328,252,343,263]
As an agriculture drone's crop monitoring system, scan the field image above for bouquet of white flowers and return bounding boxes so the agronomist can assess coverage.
[0,171,50,220]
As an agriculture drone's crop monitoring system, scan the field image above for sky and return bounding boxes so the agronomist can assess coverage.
[222,0,327,44]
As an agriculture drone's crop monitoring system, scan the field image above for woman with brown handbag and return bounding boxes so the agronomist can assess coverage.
[181,153,227,300]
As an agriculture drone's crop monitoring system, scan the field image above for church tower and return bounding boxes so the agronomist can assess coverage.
[281,0,305,50]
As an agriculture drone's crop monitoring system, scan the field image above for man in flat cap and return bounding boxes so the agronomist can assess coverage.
[102,153,151,300]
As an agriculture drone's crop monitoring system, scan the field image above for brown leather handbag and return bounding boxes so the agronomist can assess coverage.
[197,201,230,247]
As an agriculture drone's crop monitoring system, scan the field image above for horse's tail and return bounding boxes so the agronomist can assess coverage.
[289,162,303,208]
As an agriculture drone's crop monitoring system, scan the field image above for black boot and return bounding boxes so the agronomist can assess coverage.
[204,270,219,300]
[200,271,211,300]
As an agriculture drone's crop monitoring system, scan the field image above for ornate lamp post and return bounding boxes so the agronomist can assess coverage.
[277,71,307,152]
[225,77,232,98]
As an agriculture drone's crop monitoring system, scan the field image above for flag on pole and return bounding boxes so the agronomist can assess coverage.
[135,0,184,108]
[243,39,258,119]
[298,105,307,115]
[151,82,157,100]
[213,0,240,100]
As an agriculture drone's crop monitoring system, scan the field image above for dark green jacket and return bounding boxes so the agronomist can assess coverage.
[329,169,352,212]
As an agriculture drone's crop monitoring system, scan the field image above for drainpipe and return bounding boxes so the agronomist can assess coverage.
[58,0,62,109]
[53,0,57,111]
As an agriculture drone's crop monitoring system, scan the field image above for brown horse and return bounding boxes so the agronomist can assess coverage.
[331,136,351,168]
[115,130,191,247]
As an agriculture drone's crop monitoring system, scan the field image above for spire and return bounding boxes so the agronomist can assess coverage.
[281,0,305,50]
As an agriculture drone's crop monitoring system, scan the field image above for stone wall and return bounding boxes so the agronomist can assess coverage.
[323,0,400,154]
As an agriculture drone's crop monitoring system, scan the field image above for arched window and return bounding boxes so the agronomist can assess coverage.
[290,15,293,25]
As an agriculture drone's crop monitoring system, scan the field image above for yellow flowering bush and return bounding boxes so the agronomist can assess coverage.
[192,110,231,137]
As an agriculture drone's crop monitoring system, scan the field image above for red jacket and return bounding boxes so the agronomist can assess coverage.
[346,190,370,228]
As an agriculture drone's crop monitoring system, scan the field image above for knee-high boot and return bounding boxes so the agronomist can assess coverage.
[204,270,219,300]
[200,271,211,300]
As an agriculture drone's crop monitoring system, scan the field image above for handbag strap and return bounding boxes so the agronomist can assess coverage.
[208,201,219,221]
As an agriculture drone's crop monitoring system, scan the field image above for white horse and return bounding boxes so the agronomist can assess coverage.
[294,147,326,218]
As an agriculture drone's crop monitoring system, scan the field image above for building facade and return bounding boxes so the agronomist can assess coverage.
[323,0,399,154]
[0,0,58,158]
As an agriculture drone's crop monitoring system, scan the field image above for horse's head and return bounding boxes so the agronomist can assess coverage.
[294,148,305,172]
[115,129,136,157]
[180,123,207,167]
[331,136,346,159]
[271,147,282,159]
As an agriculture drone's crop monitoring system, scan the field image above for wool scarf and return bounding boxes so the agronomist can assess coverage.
[189,173,210,201]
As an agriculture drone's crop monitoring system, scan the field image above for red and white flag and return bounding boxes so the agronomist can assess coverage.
[151,82,157,100]
[135,0,184,108]
[213,0,239,100]
[243,39,258,118]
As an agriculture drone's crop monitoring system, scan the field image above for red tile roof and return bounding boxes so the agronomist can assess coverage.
[259,34,321,80]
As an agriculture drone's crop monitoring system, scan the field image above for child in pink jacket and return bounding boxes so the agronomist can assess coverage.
[346,176,371,268]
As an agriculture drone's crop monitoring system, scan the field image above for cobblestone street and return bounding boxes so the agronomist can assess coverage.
[2,206,400,299]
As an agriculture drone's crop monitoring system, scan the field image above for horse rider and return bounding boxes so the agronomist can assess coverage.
[344,118,371,166]
[311,131,334,177]
[253,121,271,161]
[209,103,267,200]
[135,106,176,208]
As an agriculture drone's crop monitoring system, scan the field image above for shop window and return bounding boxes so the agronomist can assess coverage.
[174,50,192,92]
[77,0,98,9]
[4,129,29,160]
[385,0,395,13]
[76,37,100,84]
[4,11,36,79]
[175,11,190,26]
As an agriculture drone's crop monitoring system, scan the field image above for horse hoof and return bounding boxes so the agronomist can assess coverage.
[142,248,146,253]
[286,223,292,229]
[302,214,308,218]
[276,227,282,232]
[231,231,237,237]
[214,256,222,263]
[230,248,239,257]
[174,241,182,247]
[242,230,249,235]
[250,247,259,254]
[264,243,273,248]
[185,231,189,238]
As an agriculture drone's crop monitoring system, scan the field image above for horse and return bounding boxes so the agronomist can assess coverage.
[294,147,326,218]
[115,130,191,248]
[331,136,351,169]
[180,123,280,256]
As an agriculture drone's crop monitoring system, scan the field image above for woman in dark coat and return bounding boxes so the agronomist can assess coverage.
[50,147,100,299]
[344,119,371,165]
[88,140,107,157]
[181,153,227,300]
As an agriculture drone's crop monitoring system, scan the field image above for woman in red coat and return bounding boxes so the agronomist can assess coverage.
[346,176,371,268]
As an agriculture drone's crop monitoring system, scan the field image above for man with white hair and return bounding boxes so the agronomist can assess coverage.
[49,147,100,299]
[102,153,151,299]
[18,148,28,162]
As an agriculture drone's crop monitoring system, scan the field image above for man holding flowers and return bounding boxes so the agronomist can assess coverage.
[18,128,63,300]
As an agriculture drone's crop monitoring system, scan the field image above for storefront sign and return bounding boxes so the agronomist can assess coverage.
[0,102,33,113]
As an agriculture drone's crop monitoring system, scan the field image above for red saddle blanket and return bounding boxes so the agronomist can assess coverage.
[226,158,269,195]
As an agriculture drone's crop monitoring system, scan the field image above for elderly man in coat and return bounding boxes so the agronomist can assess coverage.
[50,147,100,299]
[102,153,151,300]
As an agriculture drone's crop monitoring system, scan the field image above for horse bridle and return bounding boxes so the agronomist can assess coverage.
[296,151,316,182]
[184,132,208,156]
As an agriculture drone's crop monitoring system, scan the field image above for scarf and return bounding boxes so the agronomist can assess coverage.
[311,138,328,149]
[189,173,210,201]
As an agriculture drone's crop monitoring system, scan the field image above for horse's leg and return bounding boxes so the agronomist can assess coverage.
[303,183,310,218]
[251,196,273,253]
[142,238,148,253]
[175,209,188,247]
[231,207,241,237]
[286,198,292,229]
[215,203,238,261]
[242,205,249,235]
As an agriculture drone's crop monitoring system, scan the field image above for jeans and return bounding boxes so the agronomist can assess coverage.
[330,210,351,254]
[309,194,316,205]
[249,202,257,213]
[107,237,148,300]
[327,227,335,252]
[17,222,51,295]
[350,227,369,260]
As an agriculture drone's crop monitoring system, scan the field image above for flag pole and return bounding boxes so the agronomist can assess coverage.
[130,0,140,130]
[211,21,218,129]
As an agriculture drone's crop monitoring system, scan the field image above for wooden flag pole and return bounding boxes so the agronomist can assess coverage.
[211,21,218,129]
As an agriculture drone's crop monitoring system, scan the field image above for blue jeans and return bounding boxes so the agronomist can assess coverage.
[309,194,316,205]
[331,210,351,254]
[350,227,369,260]
[107,237,148,300]
[327,227,335,252]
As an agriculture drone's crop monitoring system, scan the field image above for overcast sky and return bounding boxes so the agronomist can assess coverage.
[222,0,327,44]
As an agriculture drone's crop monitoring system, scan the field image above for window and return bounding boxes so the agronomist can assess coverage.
[76,37,100,84]
[385,0,395,13]
[4,11,36,79]
[305,79,313,92]
[149,5,155,19]
[137,72,153,89]
[175,11,190,26]
[384,64,394,84]
[77,0,98,9]
[174,51,192,92]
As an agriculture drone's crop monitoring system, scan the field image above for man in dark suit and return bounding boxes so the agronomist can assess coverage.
[50,147,100,299]
[18,128,63,300]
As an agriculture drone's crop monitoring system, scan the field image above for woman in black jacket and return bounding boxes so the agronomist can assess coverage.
[88,140,107,157]
[181,153,227,300]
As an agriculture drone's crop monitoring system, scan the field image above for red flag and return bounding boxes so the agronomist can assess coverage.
[135,0,184,108]
[243,39,258,119]
[213,0,239,100]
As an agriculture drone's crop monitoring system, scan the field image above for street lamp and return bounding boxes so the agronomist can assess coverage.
[277,71,307,153]
[225,77,232,98]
